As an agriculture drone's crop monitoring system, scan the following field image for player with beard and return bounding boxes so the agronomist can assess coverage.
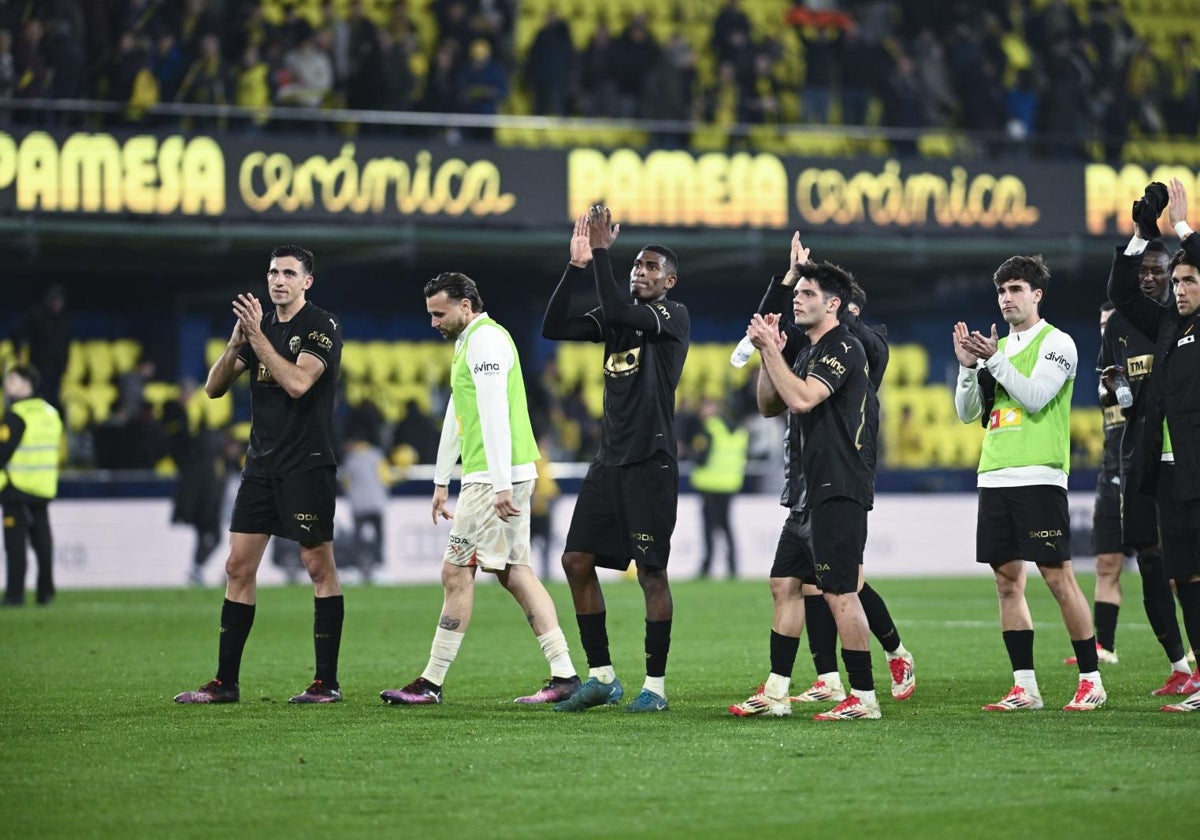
[1109,179,1200,712]
[1077,241,1195,696]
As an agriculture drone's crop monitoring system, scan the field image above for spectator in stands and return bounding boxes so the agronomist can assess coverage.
[151,29,186,103]
[162,379,225,587]
[1028,0,1082,56]
[176,32,230,130]
[341,427,389,581]
[1005,67,1038,150]
[456,37,507,141]
[523,8,574,117]
[912,28,957,127]
[611,15,660,118]
[433,0,473,64]
[233,42,271,131]
[800,24,839,124]
[395,398,440,464]
[371,25,415,125]
[1038,38,1091,158]
[343,0,381,110]
[1125,38,1165,136]
[1087,0,1135,90]
[712,0,752,65]
[0,364,63,607]
[12,284,70,412]
[0,29,15,124]
[740,50,780,127]
[276,22,333,109]
[578,22,619,118]
[13,17,50,105]
[1164,35,1199,137]
[880,53,924,155]
[176,0,223,73]
[118,357,156,418]
[419,41,463,139]
[44,8,86,109]
[838,23,880,126]
[641,35,697,148]
[107,30,158,124]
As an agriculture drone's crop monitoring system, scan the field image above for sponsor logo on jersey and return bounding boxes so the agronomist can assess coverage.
[817,354,846,378]
[307,330,333,351]
[1044,351,1072,371]
[605,346,641,377]
[988,407,1022,430]
[473,361,501,374]
[1127,353,1153,380]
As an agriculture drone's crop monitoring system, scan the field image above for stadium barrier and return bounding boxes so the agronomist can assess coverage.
[42,492,1097,589]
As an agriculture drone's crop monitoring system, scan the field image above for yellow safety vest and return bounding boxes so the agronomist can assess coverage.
[690,416,749,494]
[1,398,63,499]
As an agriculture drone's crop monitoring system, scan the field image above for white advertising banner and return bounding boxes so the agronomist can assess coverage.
[31,492,1098,590]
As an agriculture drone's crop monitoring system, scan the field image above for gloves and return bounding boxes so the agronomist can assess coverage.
[1131,181,1168,239]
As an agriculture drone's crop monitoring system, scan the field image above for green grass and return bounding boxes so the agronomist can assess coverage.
[1,577,1195,838]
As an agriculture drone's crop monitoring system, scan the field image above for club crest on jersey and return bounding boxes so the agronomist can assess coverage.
[288,336,302,354]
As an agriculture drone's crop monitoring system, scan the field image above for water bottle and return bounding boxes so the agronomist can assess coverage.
[730,336,756,368]
[1113,370,1133,409]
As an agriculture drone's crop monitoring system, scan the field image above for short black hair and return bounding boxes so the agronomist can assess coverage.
[1169,247,1197,273]
[848,279,866,311]
[270,244,315,276]
[424,271,484,312]
[1144,239,1170,257]
[993,254,1050,294]
[803,260,855,316]
[6,363,41,392]
[641,244,679,277]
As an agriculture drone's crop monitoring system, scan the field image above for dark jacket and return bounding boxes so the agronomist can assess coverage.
[1107,239,1200,500]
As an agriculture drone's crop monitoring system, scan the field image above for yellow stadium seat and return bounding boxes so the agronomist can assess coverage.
[110,339,142,375]
[142,381,180,419]
[83,383,118,425]
[340,340,367,382]
[363,340,394,384]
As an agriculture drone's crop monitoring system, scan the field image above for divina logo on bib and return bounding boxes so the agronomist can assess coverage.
[473,361,501,374]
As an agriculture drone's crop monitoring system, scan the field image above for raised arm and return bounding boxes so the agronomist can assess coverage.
[542,214,604,341]
[205,320,248,398]
[749,313,832,414]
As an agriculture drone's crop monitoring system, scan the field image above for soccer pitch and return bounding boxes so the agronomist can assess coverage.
[2,577,1193,838]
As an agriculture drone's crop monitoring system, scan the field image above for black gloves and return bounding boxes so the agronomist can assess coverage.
[1132,181,1168,239]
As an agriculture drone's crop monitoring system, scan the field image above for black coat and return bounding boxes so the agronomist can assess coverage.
[1107,239,1200,500]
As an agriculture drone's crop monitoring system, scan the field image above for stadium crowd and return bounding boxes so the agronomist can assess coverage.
[0,0,1195,157]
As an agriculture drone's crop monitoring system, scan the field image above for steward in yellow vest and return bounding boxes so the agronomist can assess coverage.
[691,401,748,579]
[1,364,63,606]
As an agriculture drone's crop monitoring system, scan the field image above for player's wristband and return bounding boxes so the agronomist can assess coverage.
[1174,220,1194,240]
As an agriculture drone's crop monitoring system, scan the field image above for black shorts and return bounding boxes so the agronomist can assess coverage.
[769,499,866,595]
[564,452,678,571]
[1155,465,1200,582]
[771,511,816,585]
[1092,472,1129,556]
[1119,474,1160,550]
[976,485,1071,568]
[230,468,337,545]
